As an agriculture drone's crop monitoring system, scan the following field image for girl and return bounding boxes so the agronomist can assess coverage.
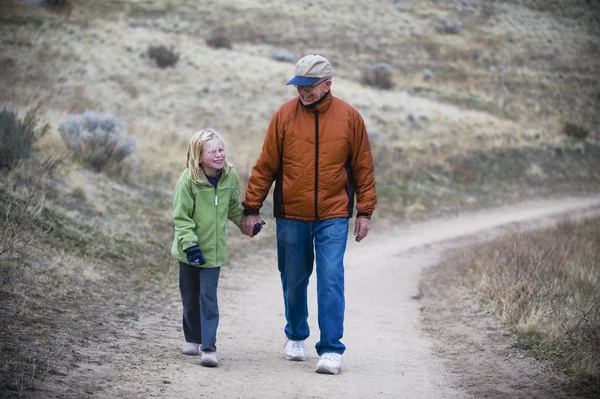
[171,128,243,367]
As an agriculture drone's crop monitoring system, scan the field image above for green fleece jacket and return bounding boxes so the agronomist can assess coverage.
[171,168,243,267]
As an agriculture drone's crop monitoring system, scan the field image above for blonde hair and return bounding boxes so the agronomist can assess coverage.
[186,128,233,184]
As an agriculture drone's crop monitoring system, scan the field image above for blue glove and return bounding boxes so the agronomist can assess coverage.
[253,221,266,236]
[185,245,206,266]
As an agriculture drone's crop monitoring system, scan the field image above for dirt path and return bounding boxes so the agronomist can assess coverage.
[45,196,600,399]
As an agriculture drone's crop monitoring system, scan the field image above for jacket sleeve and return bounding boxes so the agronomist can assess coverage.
[350,112,377,218]
[173,176,197,251]
[228,170,244,225]
[242,109,284,214]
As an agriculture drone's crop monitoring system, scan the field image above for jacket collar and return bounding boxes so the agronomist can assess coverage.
[300,91,333,114]
[203,168,222,179]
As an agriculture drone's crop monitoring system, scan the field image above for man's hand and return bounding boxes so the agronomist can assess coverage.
[353,217,370,242]
[241,214,263,237]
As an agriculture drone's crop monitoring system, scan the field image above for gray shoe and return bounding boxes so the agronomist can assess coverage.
[200,350,218,367]
[181,342,199,356]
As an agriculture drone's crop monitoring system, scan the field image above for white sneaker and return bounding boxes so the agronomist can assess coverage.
[200,350,218,367]
[315,353,342,375]
[282,339,306,361]
[181,342,199,356]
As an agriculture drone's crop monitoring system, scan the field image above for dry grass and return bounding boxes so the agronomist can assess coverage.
[0,165,49,395]
[0,156,176,395]
[459,216,600,393]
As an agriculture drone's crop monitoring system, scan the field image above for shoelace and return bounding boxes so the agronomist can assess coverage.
[292,341,304,351]
[321,353,339,361]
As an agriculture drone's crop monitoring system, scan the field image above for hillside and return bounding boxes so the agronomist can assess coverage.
[2,0,599,217]
[0,0,599,397]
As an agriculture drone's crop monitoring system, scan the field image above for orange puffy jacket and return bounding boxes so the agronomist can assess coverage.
[243,91,377,221]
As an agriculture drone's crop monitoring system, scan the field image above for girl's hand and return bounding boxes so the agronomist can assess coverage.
[185,245,207,265]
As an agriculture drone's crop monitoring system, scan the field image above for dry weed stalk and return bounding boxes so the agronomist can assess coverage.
[0,169,49,266]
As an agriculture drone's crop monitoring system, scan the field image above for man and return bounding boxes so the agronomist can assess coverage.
[241,54,377,375]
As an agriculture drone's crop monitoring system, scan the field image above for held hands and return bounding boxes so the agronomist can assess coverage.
[353,217,370,242]
[185,245,207,266]
[241,214,265,238]
[253,220,266,236]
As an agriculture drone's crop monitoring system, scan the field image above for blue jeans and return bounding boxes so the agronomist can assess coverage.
[276,217,349,355]
[179,262,220,352]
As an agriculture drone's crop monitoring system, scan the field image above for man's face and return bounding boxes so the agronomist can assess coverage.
[295,79,332,106]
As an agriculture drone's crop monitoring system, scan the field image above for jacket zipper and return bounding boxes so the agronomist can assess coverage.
[314,107,319,220]
[214,185,219,264]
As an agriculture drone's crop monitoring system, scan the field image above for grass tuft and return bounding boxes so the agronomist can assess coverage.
[0,107,50,169]
[461,216,600,394]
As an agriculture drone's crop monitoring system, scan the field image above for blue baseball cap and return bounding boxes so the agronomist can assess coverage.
[286,54,333,86]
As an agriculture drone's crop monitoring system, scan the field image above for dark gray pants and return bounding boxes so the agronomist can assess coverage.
[179,262,220,352]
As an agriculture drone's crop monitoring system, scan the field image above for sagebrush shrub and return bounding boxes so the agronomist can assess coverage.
[147,45,179,68]
[362,63,394,89]
[563,122,589,140]
[0,107,49,169]
[44,0,73,15]
[435,17,463,35]
[58,112,136,172]
[206,33,232,50]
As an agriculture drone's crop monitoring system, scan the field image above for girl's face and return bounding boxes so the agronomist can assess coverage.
[200,138,225,177]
